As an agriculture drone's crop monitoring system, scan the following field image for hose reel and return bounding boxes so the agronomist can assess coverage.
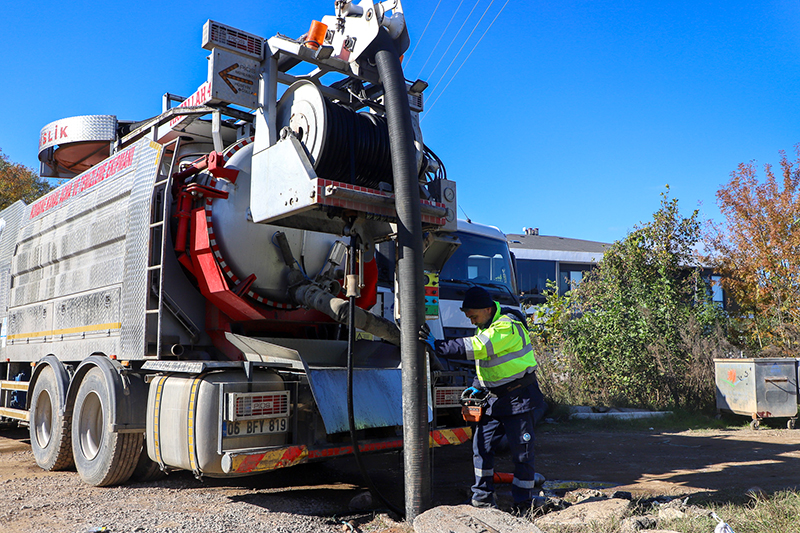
[276,81,405,189]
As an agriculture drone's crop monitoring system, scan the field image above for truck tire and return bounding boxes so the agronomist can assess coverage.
[29,365,74,471]
[131,437,166,482]
[71,367,143,486]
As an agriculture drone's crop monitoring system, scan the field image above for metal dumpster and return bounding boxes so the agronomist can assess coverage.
[714,358,798,429]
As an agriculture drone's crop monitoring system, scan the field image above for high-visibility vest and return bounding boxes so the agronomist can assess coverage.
[464,302,537,389]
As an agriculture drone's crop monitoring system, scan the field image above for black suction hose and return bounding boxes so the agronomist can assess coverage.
[373,31,431,519]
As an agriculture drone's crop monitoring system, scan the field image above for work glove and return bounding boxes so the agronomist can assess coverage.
[463,386,481,397]
[418,323,437,351]
[460,386,489,404]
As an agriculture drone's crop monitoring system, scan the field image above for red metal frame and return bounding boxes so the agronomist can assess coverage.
[168,151,385,361]
[189,208,266,322]
[173,151,239,183]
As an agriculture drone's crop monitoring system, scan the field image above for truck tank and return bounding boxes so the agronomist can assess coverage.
[201,141,344,307]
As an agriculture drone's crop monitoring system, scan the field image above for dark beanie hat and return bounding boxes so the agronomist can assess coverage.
[461,286,494,310]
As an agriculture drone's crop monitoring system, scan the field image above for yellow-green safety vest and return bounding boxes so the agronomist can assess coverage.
[465,302,537,389]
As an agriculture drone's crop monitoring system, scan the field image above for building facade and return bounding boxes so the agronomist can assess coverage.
[508,228,725,309]
[507,228,608,305]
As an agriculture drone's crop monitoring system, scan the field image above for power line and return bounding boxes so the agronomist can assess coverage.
[426,0,497,101]
[422,0,510,121]
[423,0,482,84]
[403,0,443,68]
[414,0,466,80]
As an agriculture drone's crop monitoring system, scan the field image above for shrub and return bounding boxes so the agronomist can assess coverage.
[531,189,728,411]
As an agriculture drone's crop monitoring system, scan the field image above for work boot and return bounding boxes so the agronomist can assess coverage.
[470,497,498,509]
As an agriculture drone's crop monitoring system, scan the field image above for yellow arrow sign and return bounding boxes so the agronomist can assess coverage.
[218,63,254,94]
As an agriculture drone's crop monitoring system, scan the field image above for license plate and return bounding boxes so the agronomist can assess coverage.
[223,418,288,437]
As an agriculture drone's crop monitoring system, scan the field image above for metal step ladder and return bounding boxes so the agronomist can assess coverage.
[145,138,181,358]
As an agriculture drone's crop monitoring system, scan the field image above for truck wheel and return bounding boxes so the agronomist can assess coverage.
[71,368,143,486]
[131,437,166,482]
[29,365,74,471]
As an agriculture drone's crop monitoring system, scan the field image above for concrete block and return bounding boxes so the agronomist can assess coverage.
[414,505,545,533]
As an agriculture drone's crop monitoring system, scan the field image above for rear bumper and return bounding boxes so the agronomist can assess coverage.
[221,426,473,474]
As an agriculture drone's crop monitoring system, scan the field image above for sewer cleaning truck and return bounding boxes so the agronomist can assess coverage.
[0,2,469,507]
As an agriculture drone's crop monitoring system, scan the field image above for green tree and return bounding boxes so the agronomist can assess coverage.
[0,149,53,209]
[564,188,724,409]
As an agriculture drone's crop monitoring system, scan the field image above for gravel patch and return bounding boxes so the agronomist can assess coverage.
[0,429,402,533]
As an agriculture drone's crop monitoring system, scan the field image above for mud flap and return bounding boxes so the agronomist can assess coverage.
[307,367,433,434]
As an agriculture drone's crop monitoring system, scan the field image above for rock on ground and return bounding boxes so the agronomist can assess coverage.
[534,498,631,529]
[563,488,605,504]
[413,505,546,533]
[657,507,686,521]
[620,515,658,532]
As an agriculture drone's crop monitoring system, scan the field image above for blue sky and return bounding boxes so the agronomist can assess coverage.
[1,1,798,244]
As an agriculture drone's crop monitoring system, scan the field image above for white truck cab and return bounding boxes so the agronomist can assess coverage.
[431,219,520,341]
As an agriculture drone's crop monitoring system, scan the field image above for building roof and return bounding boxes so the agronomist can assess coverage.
[507,233,610,263]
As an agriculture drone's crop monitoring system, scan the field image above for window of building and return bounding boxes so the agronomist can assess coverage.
[516,259,556,303]
[559,263,592,295]
[711,275,723,304]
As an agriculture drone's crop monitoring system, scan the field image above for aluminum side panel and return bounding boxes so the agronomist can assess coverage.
[0,201,27,357]
[5,140,163,362]
[13,151,138,306]
[0,201,27,264]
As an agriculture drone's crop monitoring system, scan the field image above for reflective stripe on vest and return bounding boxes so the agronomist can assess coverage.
[464,331,492,360]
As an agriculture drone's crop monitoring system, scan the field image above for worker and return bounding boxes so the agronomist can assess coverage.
[420,286,543,514]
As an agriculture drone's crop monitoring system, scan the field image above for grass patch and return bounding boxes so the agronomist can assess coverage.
[662,490,800,533]
[535,490,800,532]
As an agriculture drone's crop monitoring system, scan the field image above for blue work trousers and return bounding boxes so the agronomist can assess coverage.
[472,411,536,505]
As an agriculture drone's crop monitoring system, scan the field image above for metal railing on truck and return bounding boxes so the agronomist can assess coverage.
[0,379,29,421]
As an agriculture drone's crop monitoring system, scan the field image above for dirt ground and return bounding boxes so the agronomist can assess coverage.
[1,421,800,531]
[535,424,800,498]
[433,422,800,507]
